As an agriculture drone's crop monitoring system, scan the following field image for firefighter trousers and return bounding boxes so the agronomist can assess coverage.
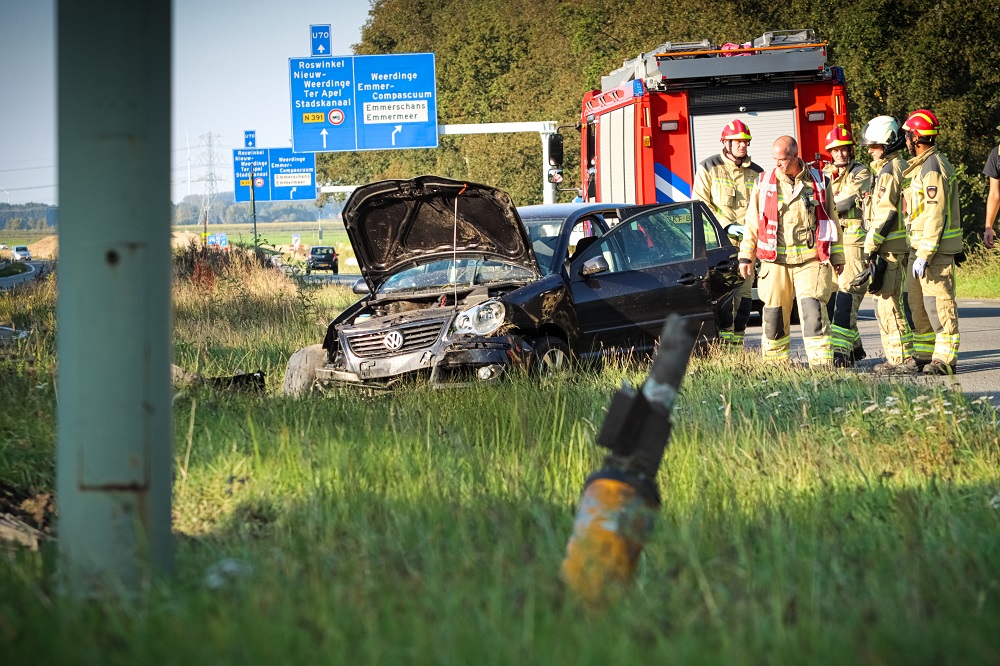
[719,265,754,345]
[904,253,959,366]
[829,241,867,359]
[870,252,912,366]
[758,259,834,368]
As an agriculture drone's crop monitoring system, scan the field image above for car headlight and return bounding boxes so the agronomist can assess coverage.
[451,299,506,336]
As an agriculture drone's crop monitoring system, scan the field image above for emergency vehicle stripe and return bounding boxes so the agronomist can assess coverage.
[653,163,692,203]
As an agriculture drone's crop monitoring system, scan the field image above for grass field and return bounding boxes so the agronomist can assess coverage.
[956,244,1000,299]
[0,247,998,664]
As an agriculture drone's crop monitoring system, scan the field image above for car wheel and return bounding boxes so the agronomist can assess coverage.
[533,336,572,379]
[333,259,338,274]
[282,344,328,397]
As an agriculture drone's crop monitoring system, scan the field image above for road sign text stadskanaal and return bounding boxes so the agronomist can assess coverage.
[289,52,437,153]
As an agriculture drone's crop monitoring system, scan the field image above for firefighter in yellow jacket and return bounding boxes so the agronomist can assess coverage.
[740,136,844,367]
[693,119,763,345]
[823,125,872,366]
[858,115,918,375]
[901,109,962,374]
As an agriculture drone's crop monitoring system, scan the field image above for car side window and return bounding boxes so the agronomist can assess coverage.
[617,206,694,270]
[700,207,721,250]
[575,232,628,274]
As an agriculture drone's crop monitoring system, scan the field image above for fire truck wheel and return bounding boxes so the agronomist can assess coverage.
[533,336,573,379]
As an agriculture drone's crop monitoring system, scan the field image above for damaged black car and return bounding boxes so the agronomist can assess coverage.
[284,176,740,391]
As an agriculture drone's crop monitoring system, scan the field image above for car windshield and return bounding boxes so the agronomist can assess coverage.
[378,258,535,296]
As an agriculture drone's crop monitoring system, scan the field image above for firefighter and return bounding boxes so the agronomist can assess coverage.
[858,116,918,375]
[823,125,872,366]
[692,119,763,346]
[740,136,843,367]
[901,109,962,374]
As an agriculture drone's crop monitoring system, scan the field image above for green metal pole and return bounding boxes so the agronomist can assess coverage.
[56,0,173,594]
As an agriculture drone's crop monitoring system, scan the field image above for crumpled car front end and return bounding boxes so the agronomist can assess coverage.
[318,295,532,387]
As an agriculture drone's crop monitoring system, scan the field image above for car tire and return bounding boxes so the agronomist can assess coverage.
[532,335,572,379]
[282,344,328,397]
[333,259,338,275]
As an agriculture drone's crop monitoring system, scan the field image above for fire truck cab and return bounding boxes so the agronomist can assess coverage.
[580,29,850,205]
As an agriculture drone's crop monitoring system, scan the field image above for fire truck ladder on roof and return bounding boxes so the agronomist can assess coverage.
[601,29,829,92]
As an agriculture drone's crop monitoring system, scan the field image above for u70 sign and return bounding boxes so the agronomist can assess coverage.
[289,52,438,153]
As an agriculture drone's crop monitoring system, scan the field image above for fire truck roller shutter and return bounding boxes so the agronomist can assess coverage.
[598,105,638,204]
[691,109,797,177]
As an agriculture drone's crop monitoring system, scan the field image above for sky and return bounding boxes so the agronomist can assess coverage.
[0,0,371,208]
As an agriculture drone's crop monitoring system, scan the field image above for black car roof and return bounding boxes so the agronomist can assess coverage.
[516,202,635,221]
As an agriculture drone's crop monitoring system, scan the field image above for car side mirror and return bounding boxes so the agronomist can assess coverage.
[580,255,609,277]
[724,224,746,243]
[352,278,370,295]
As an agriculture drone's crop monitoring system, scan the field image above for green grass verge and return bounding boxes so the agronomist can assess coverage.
[0,262,998,664]
[957,244,1000,299]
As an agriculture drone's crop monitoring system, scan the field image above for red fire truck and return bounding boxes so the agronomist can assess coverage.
[578,29,850,204]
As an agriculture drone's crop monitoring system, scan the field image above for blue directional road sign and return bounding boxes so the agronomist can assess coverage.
[244,130,256,148]
[288,52,437,153]
[310,25,331,56]
[233,148,316,202]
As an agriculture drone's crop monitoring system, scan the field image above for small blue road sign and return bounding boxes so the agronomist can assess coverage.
[289,52,437,153]
[244,130,256,148]
[310,25,331,57]
[206,235,218,247]
[218,234,229,248]
[233,148,316,202]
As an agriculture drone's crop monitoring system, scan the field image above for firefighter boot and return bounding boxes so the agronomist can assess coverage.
[872,357,922,376]
[922,360,956,375]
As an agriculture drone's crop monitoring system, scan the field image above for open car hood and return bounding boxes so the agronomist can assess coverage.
[341,176,539,287]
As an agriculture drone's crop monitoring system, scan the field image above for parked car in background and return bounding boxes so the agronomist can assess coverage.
[11,246,30,262]
[283,176,740,390]
[306,246,338,274]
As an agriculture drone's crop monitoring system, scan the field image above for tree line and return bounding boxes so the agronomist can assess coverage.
[320,0,1000,234]
[0,203,58,231]
[171,194,344,226]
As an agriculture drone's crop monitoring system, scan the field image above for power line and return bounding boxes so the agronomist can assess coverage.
[6,184,57,191]
[0,165,56,174]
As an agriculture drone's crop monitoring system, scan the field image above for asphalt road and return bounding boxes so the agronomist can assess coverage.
[0,261,48,291]
[746,297,1000,401]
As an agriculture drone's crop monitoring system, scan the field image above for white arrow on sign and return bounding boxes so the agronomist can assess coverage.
[317,44,325,53]
[321,128,328,149]
[290,187,297,197]
[391,125,402,146]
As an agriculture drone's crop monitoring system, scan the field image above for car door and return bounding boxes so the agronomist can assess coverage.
[569,202,712,356]
[696,201,743,337]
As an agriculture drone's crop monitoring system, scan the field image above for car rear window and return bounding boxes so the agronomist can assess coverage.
[311,247,335,256]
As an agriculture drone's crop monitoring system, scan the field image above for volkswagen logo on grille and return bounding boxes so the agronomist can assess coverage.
[383,330,405,351]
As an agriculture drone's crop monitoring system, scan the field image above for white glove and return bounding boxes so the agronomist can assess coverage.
[912,257,927,278]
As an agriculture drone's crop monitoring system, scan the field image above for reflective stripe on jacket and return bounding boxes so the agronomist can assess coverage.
[692,154,763,225]
[903,147,962,260]
[864,154,908,255]
[740,159,844,266]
